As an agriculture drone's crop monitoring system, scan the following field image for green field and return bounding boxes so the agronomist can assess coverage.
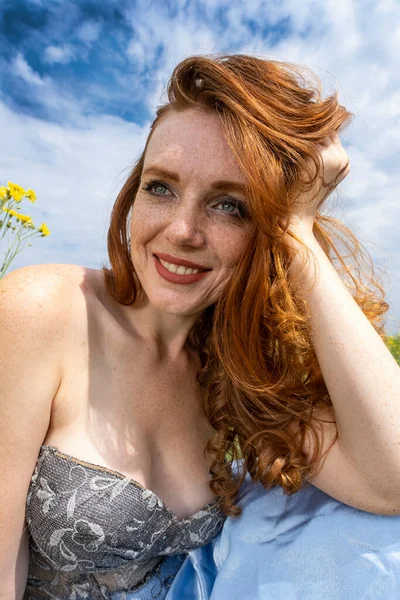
[385,333,400,365]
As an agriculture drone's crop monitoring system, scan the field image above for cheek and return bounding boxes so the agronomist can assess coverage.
[221,231,251,268]
[130,203,160,241]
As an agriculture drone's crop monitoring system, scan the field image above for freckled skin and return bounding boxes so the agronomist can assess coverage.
[130,108,255,322]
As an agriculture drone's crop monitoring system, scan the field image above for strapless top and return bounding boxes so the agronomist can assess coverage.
[24,445,226,599]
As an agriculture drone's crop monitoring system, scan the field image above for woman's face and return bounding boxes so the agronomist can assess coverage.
[130,107,254,317]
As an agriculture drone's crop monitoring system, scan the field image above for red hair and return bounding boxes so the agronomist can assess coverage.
[103,54,389,517]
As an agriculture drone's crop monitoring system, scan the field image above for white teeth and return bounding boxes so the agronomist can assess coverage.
[159,258,200,275]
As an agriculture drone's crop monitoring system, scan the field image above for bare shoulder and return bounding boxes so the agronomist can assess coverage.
[0,261,93,293]
[0,263,101,320]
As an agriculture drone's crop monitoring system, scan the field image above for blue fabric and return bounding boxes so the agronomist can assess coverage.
[165,470,400,600]
[111,466,400,599]
[110,554,187,600]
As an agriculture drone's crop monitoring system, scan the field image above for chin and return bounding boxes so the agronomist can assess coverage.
[146,292,204,315]
[155,301,203,316]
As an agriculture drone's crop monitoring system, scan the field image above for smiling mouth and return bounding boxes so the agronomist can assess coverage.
[153,254,211,284]
[155,255,208,275]
[154,251,212,268]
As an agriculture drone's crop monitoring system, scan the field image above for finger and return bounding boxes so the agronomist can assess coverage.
[333,159,351,185]
[330,131,342,145]
[318,136,332,148]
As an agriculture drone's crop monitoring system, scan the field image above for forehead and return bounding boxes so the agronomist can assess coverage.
[144,108,244,181]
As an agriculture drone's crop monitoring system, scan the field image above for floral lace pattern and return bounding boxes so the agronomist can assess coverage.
[24,445,226,599]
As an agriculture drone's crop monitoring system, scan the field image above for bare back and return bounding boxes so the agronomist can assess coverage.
[43,265,216,520]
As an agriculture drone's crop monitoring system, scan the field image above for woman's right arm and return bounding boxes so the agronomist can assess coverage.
[0,265,72,599]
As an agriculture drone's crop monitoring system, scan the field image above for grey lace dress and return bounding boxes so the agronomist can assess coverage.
[23,445,226,599]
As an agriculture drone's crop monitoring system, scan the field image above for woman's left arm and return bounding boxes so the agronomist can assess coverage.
[285,133,400,515]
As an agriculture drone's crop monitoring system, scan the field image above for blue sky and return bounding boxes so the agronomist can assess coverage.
[1,0,399,334]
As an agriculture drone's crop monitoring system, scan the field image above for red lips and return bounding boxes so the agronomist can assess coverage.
[154,255,210,284]
[154,252,210,271]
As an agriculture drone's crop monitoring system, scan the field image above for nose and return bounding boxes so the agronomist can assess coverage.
[164,200,206,248]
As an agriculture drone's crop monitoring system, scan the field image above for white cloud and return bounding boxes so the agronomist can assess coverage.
[76,21,102,44]
[13,53,45,86]
[0,101,149,271]
[6,52,93,124]
[126,40,146,65]
[124,4,216,110]
[43,44,75,65]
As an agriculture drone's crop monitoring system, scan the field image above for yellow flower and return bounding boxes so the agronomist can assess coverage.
[3,207,20,218]
[25,189,37,203]
[7,181,25,202]
[3,207,33,224]
[38,222,50,236]
[0,186,8,200]
[18,213,33,224]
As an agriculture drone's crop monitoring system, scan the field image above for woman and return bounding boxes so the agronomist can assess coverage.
[1,53,400,599]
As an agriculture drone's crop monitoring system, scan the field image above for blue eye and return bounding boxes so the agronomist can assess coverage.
[142,181,170,196]
[141,179,248,220]
[216,199,246,218]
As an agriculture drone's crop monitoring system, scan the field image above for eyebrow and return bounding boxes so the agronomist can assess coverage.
[142,166,247,196]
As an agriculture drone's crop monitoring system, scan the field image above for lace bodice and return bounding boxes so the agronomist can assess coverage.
[24,445,226,599]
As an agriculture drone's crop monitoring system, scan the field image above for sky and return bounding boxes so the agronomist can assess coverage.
[0,0,399,334]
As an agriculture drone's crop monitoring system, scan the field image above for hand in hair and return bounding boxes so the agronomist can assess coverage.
[287,132,350,237]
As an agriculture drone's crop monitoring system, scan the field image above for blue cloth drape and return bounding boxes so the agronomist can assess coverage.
[166,470,400,599]
[119,466,400,599]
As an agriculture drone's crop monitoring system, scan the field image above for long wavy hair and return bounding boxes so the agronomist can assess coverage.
[103,54,389,517]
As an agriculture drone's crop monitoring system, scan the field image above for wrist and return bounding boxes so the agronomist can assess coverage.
[284,226,317,250]
[284,229,320,282]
